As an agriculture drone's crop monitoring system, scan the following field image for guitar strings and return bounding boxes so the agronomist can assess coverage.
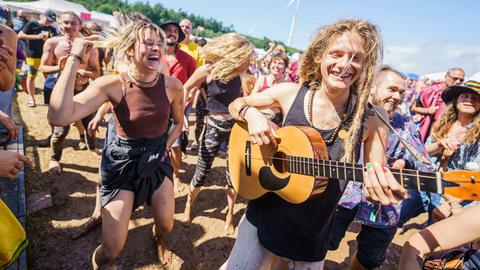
[245,155,476,183]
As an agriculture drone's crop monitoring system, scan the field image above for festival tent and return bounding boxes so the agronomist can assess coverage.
[5,0,116,28]
[90,11,117,28]
[4,0,89,16]
[420,72,445,83]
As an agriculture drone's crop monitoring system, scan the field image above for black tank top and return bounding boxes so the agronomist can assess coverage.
[205,76,242,113]
[246,84,362,261]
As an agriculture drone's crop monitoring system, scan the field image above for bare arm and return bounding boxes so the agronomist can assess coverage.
[229,82,297,146]
[0,25,17,91]
[166,77,185,149]
[183,65,210,102]
[411,99,436,115]
[399,205,480,270]
[48,37,115,127]
[363,106,408,205]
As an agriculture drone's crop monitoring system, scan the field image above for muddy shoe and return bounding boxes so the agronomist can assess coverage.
[152,226,173,265]
[48,161,62,174]
[36,135,51,148]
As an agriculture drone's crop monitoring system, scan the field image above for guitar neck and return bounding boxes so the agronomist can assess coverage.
[285,155,456,193]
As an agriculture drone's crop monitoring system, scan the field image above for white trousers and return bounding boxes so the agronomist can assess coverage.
[219,215,325,270]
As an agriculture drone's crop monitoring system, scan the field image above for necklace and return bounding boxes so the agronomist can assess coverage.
[127,70,159,88]
[307,87,353,145]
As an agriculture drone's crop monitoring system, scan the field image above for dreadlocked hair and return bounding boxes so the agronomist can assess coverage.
[431,100,480,145]
[201,33,254,84]
[299,19,383,162]
[100,15,165,65]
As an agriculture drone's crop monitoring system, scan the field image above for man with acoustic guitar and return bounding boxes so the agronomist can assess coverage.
[222,19,408,269]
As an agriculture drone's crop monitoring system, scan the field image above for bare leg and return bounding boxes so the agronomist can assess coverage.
[225,186,237,235]
[26,76,36,105]
[169,146,182,192]
[74,121,87,150]
[72,182,103,239]
[349,253,368,270]
[151,178,175,265]
[184,183,201,223]
[92,190,134,269]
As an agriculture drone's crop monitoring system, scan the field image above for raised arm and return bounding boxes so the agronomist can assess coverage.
[48,37,114,127]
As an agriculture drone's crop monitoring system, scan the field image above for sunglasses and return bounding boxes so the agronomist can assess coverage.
[448,74,464,83]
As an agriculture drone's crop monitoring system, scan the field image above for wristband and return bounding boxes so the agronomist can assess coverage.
[238,104,250,120]
[67,53,84,64]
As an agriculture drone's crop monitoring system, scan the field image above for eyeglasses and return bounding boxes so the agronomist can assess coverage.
[448,74,464,83]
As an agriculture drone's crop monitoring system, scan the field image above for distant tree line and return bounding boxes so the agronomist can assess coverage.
[13,0,301,53]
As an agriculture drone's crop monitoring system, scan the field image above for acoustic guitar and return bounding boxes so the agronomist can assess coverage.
[228,122,480,203]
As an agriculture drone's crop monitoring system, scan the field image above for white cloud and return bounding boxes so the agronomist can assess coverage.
[384,42,480,77]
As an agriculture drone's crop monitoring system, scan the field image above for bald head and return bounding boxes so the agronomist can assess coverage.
[180,19,193,41]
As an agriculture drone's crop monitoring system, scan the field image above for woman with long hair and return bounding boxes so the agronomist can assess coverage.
[222,19,408,269]
[47,19,184,267]
[424,80,480,221]
[182,33,254,235]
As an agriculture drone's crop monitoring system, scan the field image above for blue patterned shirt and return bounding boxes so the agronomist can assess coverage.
[338,112,434,228]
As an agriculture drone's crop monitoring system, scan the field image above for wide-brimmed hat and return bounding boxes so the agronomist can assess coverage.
[442,80,480,103]
[159,21,185,43]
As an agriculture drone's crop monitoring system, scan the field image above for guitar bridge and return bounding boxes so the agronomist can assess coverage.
[245,141,251,176]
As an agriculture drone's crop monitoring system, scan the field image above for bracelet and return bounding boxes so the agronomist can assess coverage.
[67,53,84,64]
[238,104,251,120]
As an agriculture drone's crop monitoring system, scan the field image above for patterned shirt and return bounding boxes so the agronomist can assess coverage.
[338,112,433,228]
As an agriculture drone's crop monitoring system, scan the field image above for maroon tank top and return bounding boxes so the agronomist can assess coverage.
[113,73,171,139]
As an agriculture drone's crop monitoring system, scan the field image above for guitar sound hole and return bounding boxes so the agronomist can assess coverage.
[273,151,287,173]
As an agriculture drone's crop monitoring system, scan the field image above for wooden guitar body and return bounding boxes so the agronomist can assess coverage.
[228,122,329,203]
[229,122,480,203]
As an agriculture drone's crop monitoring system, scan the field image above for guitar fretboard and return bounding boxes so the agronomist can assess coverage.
[285,155,457,193]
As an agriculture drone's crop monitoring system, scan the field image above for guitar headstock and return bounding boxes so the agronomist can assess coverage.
[443,170,480,201]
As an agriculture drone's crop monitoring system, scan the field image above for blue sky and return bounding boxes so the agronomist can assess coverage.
[141,0,479,76]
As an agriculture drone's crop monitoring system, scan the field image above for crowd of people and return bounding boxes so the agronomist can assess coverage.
[1,5,479,270]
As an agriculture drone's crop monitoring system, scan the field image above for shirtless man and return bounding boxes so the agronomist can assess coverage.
[39,12,100,173]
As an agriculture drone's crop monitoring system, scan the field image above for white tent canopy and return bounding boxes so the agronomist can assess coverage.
[5,0,116,28]
[90,11,117,28]
[5,0,89,16]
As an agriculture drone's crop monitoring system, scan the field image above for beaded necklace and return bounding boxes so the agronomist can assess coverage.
[307,87,354,145]
[127,70,160,88]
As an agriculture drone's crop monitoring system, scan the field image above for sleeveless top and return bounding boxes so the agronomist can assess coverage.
[246,84,363,262]
[205,76,242,114]
[113,73,171,139]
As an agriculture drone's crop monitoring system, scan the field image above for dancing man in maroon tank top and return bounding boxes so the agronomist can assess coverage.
[47,20,184,267]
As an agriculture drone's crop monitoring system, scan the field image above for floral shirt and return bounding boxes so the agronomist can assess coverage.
[338,112,433,228]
